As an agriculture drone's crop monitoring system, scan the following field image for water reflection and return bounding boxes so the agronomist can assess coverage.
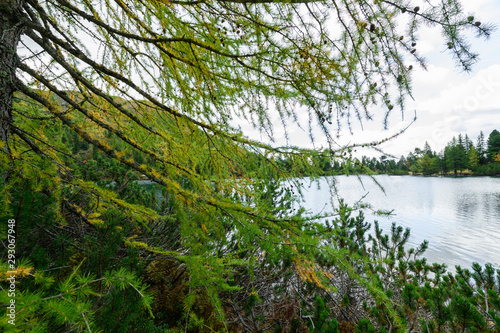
[300,175,500,271]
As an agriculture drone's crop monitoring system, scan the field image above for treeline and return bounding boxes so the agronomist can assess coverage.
[364,130,500,176]
[278,130,500,177]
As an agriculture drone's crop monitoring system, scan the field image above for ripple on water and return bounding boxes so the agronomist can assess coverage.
[301,175,500,271]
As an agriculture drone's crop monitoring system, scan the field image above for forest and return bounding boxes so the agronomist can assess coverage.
[293,130,500,176]
[1,0,500,332]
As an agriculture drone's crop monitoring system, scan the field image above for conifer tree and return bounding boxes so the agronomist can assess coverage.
[467,145,479,171]
[0,0,495,330]
[457,134,468,169]
[423,141,433,158]
[445,136,468,174]
[477,131,487,164]
[487,130,500,161]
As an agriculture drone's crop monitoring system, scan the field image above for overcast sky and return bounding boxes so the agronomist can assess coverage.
[379,0,500,157]
[244,0,500,158]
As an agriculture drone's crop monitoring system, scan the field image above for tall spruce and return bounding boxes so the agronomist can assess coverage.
[477,130,487,164]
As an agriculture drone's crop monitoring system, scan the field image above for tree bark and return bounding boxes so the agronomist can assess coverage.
[0,0,23,155]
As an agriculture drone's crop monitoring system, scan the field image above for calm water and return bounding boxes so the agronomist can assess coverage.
[299,175,500,271]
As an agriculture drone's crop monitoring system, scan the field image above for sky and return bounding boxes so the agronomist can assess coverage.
[245,0,500,159]
[378,0,500,157]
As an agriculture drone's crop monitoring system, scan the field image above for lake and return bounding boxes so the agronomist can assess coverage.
[299,175,500,271]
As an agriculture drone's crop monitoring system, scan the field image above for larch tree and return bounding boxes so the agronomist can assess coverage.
[0,0,494,331]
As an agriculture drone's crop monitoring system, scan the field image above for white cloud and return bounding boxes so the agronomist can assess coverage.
[397,64,500,151]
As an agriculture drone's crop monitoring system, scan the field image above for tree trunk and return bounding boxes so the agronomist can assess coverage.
[0,0,23,155]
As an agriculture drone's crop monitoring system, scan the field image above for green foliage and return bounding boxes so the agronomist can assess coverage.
[0,258,151,332]
[307,296,339,333]
[475,161,500,175]
[467,145,480,171]
[487,130,500,160]
[354,318,376,333]
[317,206,500,333]
[445,136,467,174]
[411,154,439,175]
[351,129,500,176]
[0,0,497,331]
[0,177,159,332]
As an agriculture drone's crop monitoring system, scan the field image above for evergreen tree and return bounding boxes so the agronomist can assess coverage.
[464,134,471,153]
[423,141,434,158]
[414,154,437,175]
[477,131,487,165]
[445,137,467,175]
[308,296,339,333]
[370,157,378,171]
[458,134,468,169]
[397,156,407,170]
[467,145,479,171]
[0,0,495,330]
[487,130,500,161]
[407,152,417,166]
[435,152,447,174]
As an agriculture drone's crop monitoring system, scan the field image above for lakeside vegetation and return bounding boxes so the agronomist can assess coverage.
[288,130,500,177]
[1,0,499,332]
[3,136,500,332]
